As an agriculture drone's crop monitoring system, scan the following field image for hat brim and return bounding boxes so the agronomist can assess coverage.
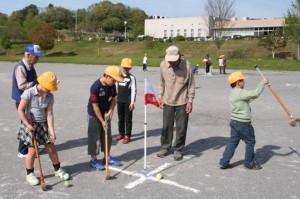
[34,52,44,57]
[165,54,180,62]
[121,65,132,69]
[111,75,124,82]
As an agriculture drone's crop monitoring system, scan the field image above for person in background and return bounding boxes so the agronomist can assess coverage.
[143,54,148,71]
[219,55,224,74]
[192,64,199,75]
[223,55,227,75]
[115,58,137,144]
[11,44,43,158]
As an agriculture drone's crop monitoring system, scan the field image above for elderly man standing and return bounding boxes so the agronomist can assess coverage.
[157,46,195,161]
[11,44,43,158]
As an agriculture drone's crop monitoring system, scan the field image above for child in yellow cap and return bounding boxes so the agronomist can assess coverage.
[87,66,124,170]
[115,58,137,144]
[219,71,269,170]
[17,71,69,186]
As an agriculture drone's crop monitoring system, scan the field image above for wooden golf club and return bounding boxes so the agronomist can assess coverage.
[104,116,111,180]
[255,65,300,127]
[30,113,46,191]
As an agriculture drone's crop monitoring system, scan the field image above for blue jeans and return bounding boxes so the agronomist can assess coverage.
[219,120,256,168]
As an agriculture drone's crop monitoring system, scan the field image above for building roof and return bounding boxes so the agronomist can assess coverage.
[228,18,285,28]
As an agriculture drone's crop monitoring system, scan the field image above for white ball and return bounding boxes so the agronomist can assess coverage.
[156,173,163,180]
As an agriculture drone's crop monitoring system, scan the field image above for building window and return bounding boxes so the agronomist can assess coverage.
[184,33,187,37]
[191,33,194,37]
[191,29,194,33]
[184,29,187,33]
[198,29,201,32]
[164,30,167,34]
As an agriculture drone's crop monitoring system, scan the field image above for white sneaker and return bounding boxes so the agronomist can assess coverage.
[18,152,27,158]
[55,168,70,180]
[26,172,39,186]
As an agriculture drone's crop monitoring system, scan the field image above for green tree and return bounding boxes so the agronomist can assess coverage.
[0,34,12,55]
[284,0,300,60]
[258,29,287,58]
[8,4,39,25]
[29,23,57,55]
[6,20,24,41]
[0,13,8,26]
[39,6,74,29]
[23,16,43,39]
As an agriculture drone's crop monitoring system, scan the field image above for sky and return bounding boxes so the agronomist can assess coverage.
[0,0,292,20]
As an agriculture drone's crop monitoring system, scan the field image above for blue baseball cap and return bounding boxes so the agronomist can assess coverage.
[25,44,44,57]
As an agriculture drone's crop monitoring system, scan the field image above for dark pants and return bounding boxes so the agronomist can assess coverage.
[87,116,112,156]
[161,104,189,151]
[143,64,147,71]
[205,63,210,73]
[117,102,132,137]
[16,102,28,155]
[219,120,256,168]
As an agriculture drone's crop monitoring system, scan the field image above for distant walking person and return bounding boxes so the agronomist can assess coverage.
[219,71,269,170]
[12,44,43,158]
[143,54,148,71]
[219,55,224,74]
[157,46,195,161]
[204,53,212,75]
[115,58,137,144]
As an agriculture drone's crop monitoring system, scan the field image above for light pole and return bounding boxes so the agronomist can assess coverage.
[75,10,78,33]
[124,21,127,41]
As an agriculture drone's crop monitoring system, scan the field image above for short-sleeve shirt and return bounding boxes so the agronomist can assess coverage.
[21,86,54,122]
[87,79,117,117]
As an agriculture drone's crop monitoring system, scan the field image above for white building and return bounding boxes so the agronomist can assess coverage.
[223,17,285,37]
[145,16,285,39]
[145,16,212,39]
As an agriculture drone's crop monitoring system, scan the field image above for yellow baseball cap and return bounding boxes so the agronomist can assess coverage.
[120,58,133,68]
[37,71,58,91]
[104,66,124,82]
[228,71,247,84]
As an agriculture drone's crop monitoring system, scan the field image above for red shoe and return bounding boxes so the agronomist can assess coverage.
[116,134,125,141]
[122,136,130,144]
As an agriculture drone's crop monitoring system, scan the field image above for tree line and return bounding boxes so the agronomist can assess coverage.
[0,1,148,53]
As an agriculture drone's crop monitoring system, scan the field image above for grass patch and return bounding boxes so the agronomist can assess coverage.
[0,40,299,70]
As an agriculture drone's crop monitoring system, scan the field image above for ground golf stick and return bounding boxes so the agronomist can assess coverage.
[255,65,300,127]
[104,116,111,180]
[30,113,46,191]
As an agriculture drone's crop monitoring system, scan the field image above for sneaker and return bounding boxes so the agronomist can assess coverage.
[26,172,39,186]
[90,159,105,171]
[103,156,122,166]
[122,136,130,144]
[157,149,169,158]
[245,161,262,170]
[116,134,125,141]
[55,168,70,180]
[174,150,183,161]
[18,152,27,158]
[219,164,233,170]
